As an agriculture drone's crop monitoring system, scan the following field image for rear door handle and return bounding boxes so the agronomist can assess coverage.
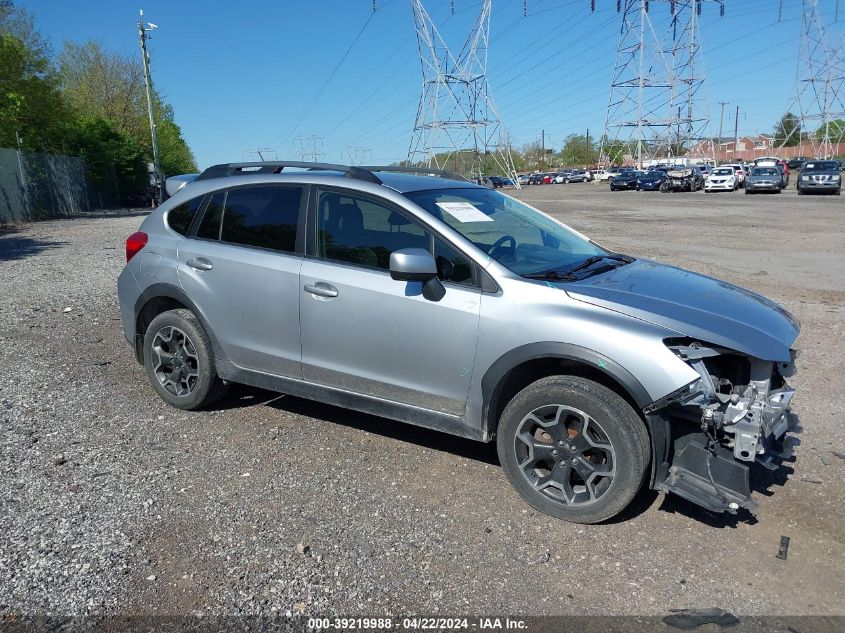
[304,282,338,298]
[187,257,213,271]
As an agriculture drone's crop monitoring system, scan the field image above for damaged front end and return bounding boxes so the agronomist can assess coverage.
[645,339,801,514]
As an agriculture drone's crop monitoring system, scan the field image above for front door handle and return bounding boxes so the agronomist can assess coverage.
[304,282,338,298]
[187,257,213,271]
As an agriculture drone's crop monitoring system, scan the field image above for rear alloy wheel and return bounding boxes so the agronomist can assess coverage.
[497,376,649,523]
[144,309,229,410]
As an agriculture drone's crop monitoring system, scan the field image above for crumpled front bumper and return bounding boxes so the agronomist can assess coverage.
[648,345,801,514]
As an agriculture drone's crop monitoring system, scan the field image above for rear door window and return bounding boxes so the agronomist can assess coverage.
[167,196,204,236]
[196,192,225,240]
[221,186,303,253]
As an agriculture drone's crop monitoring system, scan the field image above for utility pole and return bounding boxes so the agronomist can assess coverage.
[717,101,729,162]
[541,129,546,170]
[138,10,163,205]
[734,105,740,149]
[586,128,590,166]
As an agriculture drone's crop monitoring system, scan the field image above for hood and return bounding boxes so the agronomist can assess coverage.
[564,259,799,361]
[638,176,663,182]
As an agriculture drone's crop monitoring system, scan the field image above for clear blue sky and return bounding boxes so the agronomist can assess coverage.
[20,0,844,168]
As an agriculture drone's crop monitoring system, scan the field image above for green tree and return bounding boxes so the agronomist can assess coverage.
[58,39,196,178]
[558,134,596,167]
[774,112,801,147]
[0,33,70,151]
[815,119,845,142]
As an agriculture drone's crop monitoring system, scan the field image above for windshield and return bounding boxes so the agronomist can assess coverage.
[752,167,777,176]
[803,161,839,172]
[713,168,733,175]
[644,171,663,177]
[403,187,606,276]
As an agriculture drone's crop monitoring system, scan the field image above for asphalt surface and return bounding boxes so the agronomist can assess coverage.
[1,185,843,620]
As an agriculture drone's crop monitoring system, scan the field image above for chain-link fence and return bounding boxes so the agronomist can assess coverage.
[0,148,120,224]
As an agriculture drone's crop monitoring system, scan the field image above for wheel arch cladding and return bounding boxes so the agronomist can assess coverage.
[133,284,226,366]
[481,342,652,439]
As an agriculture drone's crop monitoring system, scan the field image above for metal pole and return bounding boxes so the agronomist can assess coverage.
[717,101,728,162]
[138,10,163,205]
[15,131,31,220]
[734,105,740,159]
[541,129,545,170]
[586,128,590,167]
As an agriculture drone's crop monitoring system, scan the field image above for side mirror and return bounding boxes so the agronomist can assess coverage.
[389,248,445,302]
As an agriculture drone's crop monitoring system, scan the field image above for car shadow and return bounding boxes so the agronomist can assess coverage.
[0,229,68,262]
[67,210,152,220]
[214,384,500,466]
[211,385,794,526]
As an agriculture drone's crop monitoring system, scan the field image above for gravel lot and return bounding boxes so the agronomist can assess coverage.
[1,185,843,621]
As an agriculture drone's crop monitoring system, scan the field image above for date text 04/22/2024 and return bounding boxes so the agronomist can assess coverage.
[307,617,528,630]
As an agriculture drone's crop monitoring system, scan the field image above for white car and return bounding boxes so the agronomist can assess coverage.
[704,166,739,192]
[722,163,745,187]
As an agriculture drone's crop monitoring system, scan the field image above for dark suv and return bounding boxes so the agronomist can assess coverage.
[797,160,841,195]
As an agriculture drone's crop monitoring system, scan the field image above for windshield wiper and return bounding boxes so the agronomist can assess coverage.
[522,270,577,282]
[565,253,634,275]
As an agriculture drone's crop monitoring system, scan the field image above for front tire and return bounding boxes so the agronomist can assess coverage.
[497,376,650,524]
[143,309,229,410]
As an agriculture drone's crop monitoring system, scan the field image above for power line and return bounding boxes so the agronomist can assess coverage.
[274,10,377,152]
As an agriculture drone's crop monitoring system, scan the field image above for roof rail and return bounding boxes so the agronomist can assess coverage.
[195,161,383,185]
[360,165,469,182]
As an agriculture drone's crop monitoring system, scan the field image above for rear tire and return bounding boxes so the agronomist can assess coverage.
[143,309,229,410]
[497,376,650,524]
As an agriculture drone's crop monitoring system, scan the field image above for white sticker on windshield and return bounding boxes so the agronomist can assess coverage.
[436,202,493,223]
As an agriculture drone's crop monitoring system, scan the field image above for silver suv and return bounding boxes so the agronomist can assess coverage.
[118,162,800,523]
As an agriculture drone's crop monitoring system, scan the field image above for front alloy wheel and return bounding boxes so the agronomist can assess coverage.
[497,376,650,523]
[514,404,615,505]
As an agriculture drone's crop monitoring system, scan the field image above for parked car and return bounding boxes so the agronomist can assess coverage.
[528,173,546,185]
[745,166,783,194]
[119,161,800,523]
[553,171,571,184]
[543,173,555,185]
[704,166,739,192]
[787,157,809,171]
[592,169,608,181]
[635,170,667,191]
[662,166,705,192]
[563,170,590,183]
[722,164,745,188]
[485,176,508,188]
[797,160,842,195]
[517,174,531,186]
[609,170,639,191]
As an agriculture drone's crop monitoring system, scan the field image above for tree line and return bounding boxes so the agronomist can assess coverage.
[0,1,195,204]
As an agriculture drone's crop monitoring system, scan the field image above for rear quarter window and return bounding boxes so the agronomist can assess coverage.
[166,196,204,236]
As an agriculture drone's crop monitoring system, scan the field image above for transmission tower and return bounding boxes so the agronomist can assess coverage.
[777,0,845,158]
[295,135,325,162]
[345,145,373,165]
[597,0,724,167]
[243,147,279,162]
[408,0,520,186]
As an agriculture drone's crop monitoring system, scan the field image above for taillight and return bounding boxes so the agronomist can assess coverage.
[126,231,148,263]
